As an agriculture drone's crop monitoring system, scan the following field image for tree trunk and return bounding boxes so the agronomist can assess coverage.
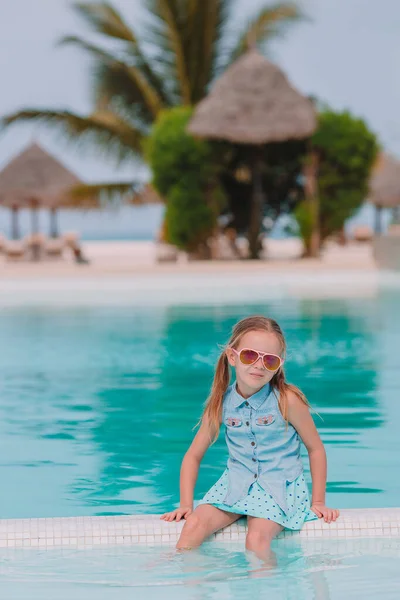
[248,155,264,259]
[50,207,59,238]
[302,150,320,258]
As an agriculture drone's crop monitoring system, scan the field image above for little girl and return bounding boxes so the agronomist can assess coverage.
[161,316,339,561]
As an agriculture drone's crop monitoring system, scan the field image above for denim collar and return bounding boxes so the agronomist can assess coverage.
[231,381,271,410]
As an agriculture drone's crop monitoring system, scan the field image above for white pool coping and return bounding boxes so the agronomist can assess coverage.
[0,509,399,549]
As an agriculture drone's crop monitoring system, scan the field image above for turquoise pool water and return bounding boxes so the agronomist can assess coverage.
[0,538,399,599]
[0,292,399,519]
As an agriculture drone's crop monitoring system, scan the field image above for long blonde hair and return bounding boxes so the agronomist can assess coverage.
[197,315,313,443]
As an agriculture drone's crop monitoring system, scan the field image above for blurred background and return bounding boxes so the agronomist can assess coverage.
[1,0,399,242]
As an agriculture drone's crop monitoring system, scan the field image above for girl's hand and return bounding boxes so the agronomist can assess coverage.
[311,502,340,523]
[160,505,193,522]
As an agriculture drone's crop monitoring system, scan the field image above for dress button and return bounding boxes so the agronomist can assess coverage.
[245,402,249,407]
[246,421,249,426]
[251,441,255,446]
[252,458,256,462]
[254,474,257,479]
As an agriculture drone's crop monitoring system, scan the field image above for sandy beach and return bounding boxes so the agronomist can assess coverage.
[0,238,393,307]
[0,238,376,278]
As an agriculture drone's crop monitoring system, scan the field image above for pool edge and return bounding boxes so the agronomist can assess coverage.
[0,508,399,548]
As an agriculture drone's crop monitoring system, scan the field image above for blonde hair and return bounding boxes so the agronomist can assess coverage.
[196,315,313,443]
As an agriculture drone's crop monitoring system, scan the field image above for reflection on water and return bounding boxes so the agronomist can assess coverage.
[0,537,399,600]
[0,291,399,518]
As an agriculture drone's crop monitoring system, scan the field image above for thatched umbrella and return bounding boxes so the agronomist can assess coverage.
[0,142,94,240]
[187,48,318,258]
[130,183,164,206]
[369,153,400,233]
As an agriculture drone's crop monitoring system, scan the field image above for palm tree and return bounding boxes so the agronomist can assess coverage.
[1,1,304,201]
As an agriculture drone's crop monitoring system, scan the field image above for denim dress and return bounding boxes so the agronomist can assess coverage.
[198,382,318,530]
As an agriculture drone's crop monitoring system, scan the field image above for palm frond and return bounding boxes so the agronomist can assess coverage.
[73,3,171,106]
[143,0,192,104]
[58,35,119,62]
[92,63,153,124]
[71,181,139,205]
[73,2,137,42]
[1,109,144,165]
[186,0,230,102]
[226,2,306,66]
[60,35,166,117]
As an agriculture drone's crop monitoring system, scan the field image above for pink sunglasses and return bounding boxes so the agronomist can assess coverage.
[230,347,284,372]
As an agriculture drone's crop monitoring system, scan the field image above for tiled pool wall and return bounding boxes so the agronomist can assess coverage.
[0,508,399,549]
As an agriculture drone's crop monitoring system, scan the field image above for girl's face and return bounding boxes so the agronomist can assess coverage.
[226,330,283,398]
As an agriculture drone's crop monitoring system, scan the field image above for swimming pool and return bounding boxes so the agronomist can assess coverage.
[0,537,399,599]
[0,292,398,518]
[0,284,399,598]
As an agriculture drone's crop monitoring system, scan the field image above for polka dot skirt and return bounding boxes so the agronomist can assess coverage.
[197,468,319,530]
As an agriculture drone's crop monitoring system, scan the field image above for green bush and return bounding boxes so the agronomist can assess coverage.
[294,200,313,251]
[145,106,224,252]
[312,109,379,242]
[166,180,216,251]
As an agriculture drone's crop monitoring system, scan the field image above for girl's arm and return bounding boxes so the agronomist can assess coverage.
[286,390,340,523]
[160,415,215,522]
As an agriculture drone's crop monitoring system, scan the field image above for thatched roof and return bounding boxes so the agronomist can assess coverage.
[0,142,86,208]
[188,49,317,144]
[130,184,164,205]
[369,153,400,208]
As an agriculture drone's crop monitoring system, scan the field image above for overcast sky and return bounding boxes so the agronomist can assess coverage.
[0,0,398,236]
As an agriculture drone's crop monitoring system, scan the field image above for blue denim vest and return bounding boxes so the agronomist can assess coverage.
[222,381,304,514]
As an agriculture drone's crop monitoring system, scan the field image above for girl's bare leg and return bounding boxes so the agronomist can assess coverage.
[176,504,241,550]
[245,516,283,564]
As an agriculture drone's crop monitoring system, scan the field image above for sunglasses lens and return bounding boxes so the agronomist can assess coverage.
[263,354,281,371]
[239,349,259,365]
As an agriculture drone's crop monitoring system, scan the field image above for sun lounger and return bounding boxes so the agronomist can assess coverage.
[45,238,65,259]
[156,242,178,262]
[4,240,26,260]
[24,233,46,261]
[63,231,80,248]
[353,226,373,242]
